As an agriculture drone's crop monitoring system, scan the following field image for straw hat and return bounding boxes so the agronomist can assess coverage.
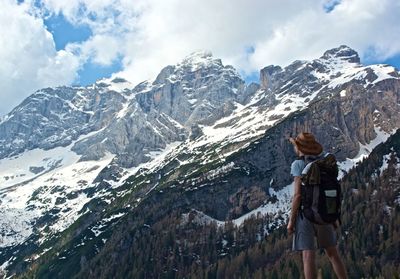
[289,132,323,156]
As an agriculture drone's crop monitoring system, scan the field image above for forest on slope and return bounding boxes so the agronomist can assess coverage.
[21,130,400,278]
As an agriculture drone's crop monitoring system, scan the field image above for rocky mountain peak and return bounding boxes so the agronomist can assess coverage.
[320,45,360,63]
[92,77,134,93]
[259,46,365,93]
[176,50,226,73]
[181,50,214,63]
[153,49,242,91]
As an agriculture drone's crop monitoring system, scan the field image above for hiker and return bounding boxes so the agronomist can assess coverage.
[287,132,348,279]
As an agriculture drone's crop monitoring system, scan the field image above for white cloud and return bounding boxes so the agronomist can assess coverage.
[67,34,121,66]
[1,0,400,115]
[249,0,400,69]
[38,0,399,84]
[0,0,79,115]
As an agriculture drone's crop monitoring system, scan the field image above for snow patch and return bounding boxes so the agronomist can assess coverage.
[105,141,183,190]
[90,212,126,237]
[379,154,391,174]
[95,77,134,93]
[338,126,396,179]
[181,183,294,230]
[231,183,293,227]
[312,55,397,90]
[0,140,114,248]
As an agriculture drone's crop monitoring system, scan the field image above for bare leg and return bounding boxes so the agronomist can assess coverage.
[325,246,348,279]
[302,250,317,279]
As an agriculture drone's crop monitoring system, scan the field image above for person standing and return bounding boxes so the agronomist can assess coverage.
[287,132,347,279]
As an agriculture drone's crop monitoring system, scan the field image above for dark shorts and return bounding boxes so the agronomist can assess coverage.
[292,212,337,251]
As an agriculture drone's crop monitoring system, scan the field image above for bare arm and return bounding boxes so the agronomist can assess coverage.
[290,176,302,221]
[287,176,302,234]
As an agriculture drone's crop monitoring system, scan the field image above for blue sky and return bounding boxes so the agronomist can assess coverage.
[1,0,400,115]
[323,0,342,13]
[44,14,92,50]
[44,13,123,86]
[367,54,400,70]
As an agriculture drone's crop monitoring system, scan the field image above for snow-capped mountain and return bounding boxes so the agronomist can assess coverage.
[0,51,251,254]
[1,45,400,277]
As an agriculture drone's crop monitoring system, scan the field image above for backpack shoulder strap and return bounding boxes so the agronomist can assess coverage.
[301,161,319,184]
[307,163,321,185]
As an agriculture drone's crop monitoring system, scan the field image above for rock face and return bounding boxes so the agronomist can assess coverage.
[0,51,255,168]
[234,78,400,193]
[228,186,268,218]
[321,45,361,63]
[0,86,127,159]
[2,45,397,168]
[260,65,282,89]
